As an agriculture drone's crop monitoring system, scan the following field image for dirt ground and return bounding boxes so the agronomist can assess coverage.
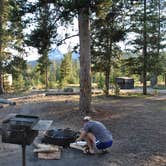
[0,92,166,166]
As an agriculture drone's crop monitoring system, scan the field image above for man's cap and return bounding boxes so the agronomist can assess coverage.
[83,116,91,121]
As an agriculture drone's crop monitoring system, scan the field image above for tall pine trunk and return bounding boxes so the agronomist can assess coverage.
[78,8,91,114]
[154,0,161,87]
[104,37,112,96]
[151,0,161,88]
[0,0,4,94]
[0,73,4,94]
[104,69,110,96]
[165,73,166,86]
[45,66,48,90]
[143,0,147,95]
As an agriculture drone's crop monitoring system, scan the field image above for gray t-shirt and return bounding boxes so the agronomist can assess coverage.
[83,120,113,142]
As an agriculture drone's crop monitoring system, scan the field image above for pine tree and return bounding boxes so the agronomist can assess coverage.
[91,0,126,96]
[0,0,25,93]
[125,0,165,94]
[148,0,166,87]
[60,52,72,85]
[0,0,9,93]
[25,1,62,89]
[57,0,112,113]
[37,52,51,89]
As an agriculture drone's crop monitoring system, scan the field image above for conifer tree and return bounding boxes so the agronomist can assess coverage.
[57,0,112,113]
[91,0,125,96]
[0,0,25,93]
[60,52,72,84]
[0,0,9,93]
[25,1,62,89]
[125,0,165,94]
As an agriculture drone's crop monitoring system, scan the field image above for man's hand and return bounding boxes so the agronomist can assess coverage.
[76,130,86,142]
[76,137,81,142]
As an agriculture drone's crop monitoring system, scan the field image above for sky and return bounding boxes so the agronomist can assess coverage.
[24,16,126,62]
[57,18,79,54]
[25,18,79,61]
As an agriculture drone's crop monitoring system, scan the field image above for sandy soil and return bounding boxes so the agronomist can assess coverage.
[0,93,166,166]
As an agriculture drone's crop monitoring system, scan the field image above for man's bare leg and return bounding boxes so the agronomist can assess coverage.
[85,133,96,154]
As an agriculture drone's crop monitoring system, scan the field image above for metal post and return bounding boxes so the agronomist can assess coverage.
[22,144,26,166]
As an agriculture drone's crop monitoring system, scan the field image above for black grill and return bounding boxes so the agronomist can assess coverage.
[1,114,40,166]
[2,115,39,145]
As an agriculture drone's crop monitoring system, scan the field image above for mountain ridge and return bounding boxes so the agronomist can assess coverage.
[27,48,79,67]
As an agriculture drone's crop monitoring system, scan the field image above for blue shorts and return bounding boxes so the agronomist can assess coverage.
[96,140,113,150]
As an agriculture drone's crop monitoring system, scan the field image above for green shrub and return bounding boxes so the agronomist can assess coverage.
[115,84,120,96]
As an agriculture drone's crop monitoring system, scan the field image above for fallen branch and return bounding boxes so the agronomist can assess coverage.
[0,99,16,105]
[45,92,79,96]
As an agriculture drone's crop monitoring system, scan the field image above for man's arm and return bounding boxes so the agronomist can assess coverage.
[76,130,86,141]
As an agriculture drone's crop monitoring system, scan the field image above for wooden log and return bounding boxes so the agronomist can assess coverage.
[33,144,62,160]
[33,144,60,153]
[45,92,79,96]
[37,151,61,160]
[11,93,45,100]
[45,90,102,96]
[34,148,59,153]
[0,98,16,105]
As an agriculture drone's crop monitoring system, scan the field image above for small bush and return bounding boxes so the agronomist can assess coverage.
[115,84,120,96]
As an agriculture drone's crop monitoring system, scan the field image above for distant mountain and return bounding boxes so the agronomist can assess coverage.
[27,60,38,67]
[48,48,63,60]
[49,48,79,60]
[27,48,79,67]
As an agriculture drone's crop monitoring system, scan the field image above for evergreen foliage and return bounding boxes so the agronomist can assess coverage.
[57,0,112,113]
[91,0,125,95]
[0,0,25,93]
[0,0,165,98]
[24,1,63,89]
[60,52,72,85]
[124,0,166,92]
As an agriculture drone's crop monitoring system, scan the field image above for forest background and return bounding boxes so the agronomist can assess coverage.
[0,0,166,113]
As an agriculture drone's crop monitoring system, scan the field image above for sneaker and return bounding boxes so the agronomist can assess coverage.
[101,149,109,154]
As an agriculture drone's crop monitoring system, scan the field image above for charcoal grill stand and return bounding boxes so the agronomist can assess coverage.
[22,144,26,166]
[1,115,53,166]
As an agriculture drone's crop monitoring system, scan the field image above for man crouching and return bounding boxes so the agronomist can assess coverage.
[76,116,113,154]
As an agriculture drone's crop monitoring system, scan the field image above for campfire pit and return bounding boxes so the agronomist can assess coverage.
[41,128,78,147]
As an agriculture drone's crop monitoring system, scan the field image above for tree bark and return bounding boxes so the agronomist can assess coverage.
[165,73,166,86]
[45,66,48,90]
[0,0,4,94]
[151,0,161,88]
[143,0,147,95]
[78,8,91,114]
[105,69,110,96]
[0,74,4,94]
